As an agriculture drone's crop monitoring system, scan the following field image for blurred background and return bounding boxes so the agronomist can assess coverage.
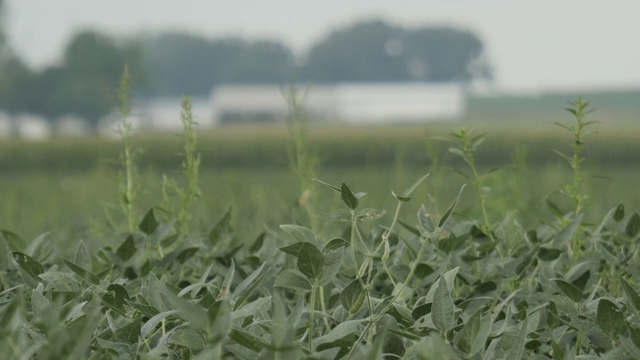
[0,0,639,242]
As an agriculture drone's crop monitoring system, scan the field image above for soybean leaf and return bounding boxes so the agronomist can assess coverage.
[313,178,341,192]
[231,263,270,310]
[160,290,209,331]
[216,259,235,300]
[279,242,306,257]
[398,173,429,200]
[355,208,386,222]
[230,326,267,352]
[553,279,583,303]
[458,309,490,356]
[297,242,324,279]
[63,258,100,285]
[620,277,640,313]
[323,238,349,252]
[1,229,25,252]
[418,205,436,234]
[439,184,466,228]
[318,249,343,286]
[340,182,358,210]
[613,204,625,222]
[116,235,137,262]
[319,209,352,222]
[74,240,91,271]
[102,283,130,316]
[141,310,180,338]
[597,299,626,339]
[340,278,365,314]
[12,251,44,287]
[274,269,312,292]
[207,300,231,337]
[249,232,265,254]
[138,208,159,235]
[496,318,528,360]
[626,212,640,238]
[280,225,316,244]
[209,206,232,246]
[432,275,455,334]
[315,319,364,351]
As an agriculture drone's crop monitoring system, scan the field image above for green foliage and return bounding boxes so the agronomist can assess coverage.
[4,97,640,359]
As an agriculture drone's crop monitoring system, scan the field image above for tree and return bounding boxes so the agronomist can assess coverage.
[142,32,295,96]
[300,19,492,83]
[301,20,407,82]
[32,31,144,129]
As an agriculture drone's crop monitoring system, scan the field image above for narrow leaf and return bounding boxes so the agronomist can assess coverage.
[439,184,466,228]
[620,277,640,313]
[63,258,100,285]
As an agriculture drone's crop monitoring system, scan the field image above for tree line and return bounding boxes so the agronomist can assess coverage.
[0,9,491,129]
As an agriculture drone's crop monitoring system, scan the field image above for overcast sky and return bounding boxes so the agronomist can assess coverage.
[5,0,640,93]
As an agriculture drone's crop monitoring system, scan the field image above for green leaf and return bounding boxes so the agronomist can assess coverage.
[458,309,490,356]
[614,204,625,222]
[138,208,159,235]
[216,259,235,300]
[279,241,306,257]
[418,205,436,234]
[401,173,429,198]
[160,290,209,331]
[626,212,640,238]
[537,247,562,261]
[439,184,466,228]
[323,238,349,252]
[313,178,341,192]
[340,278,365,314]
[620,277,640,313]
[141,310,179,338]
[297,242,324,279]
[340,182,358,210]
[274,269,311,292]
[12,251,44,287]
[1,229,26,251]
[249,232,265,254]
[391,191,412,202]
[63,258,100,285]
[209,206,232,246]
[553,279,583,303]
[498,318,528,360]
[432,275,455,334]
[207,299,231,337]
[102,283,130,316]
[74,240,92,271]
[279,224,316,243]
[355,208,385,222]
[319,209,352,222]
[231,263,270,310]
[449,147,467,160]
[116,235,137,261]
[230,326,267,352]
[315,319,364,351]
[597,299,626,339]
[318,249,343,286]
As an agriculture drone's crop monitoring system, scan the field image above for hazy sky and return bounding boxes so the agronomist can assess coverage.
[5,0,640,93]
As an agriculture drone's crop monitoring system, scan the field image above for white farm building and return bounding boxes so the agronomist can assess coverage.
[211,83,466,124]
